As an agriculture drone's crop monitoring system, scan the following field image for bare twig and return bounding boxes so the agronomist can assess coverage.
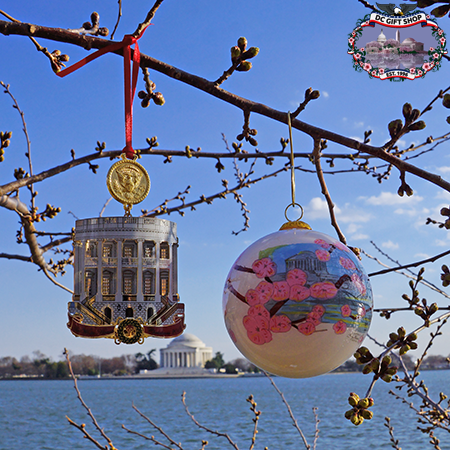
[131,403,184,450]
[64,348,117,449]
[122,423,174,449]
[132,0,164,38]
[110,0,122,40]
[264,372,311,449]
[312,137,346,244]
[181,391,240,450]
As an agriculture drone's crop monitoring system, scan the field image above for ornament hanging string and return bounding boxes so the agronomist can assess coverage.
[285,111,304,222]
[56,26,151,159]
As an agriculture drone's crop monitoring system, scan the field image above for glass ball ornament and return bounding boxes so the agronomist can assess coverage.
[223,220,373,378]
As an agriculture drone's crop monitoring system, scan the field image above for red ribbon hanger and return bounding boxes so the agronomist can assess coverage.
[57,27,149,159]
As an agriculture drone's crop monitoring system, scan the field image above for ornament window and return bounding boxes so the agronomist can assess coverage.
[143,270,155,295]
[125,306,134,318]
[160,269,170,296]
[143,240,155,258]
[102,269,116,295]
[102,241,116,258]
[86,241,98,257]
[160,242,170,259]
[85,269,97,297]
[123,270,136,295]
[123,241,137,258]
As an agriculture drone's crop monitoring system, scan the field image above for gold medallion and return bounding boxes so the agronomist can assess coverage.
[107,154,150,208]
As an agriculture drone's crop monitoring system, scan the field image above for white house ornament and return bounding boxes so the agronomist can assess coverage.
[223,220,373,378]
[348,5,447,81]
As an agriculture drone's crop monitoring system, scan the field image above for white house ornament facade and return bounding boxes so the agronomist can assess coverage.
[67,216,185,344]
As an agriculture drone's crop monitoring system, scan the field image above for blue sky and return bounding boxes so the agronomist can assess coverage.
[1,0,450,365]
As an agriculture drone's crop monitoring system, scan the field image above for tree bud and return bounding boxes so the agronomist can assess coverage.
[361,409,373,420]
[382,355,392,366]
[237,37,248,51]
[231,46,241,61]
[91,12,100,26]
[399,344,410,355]
[402,102,412,120]
[236,61,252,72]
[408,121,426,131]
[397,327,406,338]
[381,374,393,382]
[345,409,354,419]
[358,398,370,408]
[310,90,320,99]
[242,47,260,59]
[410,109,420,122]
[388,119,403,138]
[443,93,450,109]
[152,92,165,106]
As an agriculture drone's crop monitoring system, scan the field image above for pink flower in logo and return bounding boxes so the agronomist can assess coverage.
[439,29,443,36]
[363,62,371,71]
[354,53,361,60]
[379,68,384,75]
[341,304,352,317]
[252,258,277,278]
[243,315,272,345]
[422,62,431,71]
[286,269,307,286]
[315,249,331,262]
[310,282,338,300]
[334,241,350,252]
[333,320,347,335]
[290,285,311,302]
[306,311,322,326]
[248,304,270,320]
[430,47,435,52]
[371,70,377,76]
[255,281,274,302]
[351,273,367,296]
[360,47,365,52]
[272,281,290,301]
[245,289,262,306]
[410,68,415,74]
[314,239,331,249]
[349,37,355,45]
[434,53,439,59]
[339,257,356,270]
[440,37,446,45]
[352,31,356,37]
[270,315,292,333]
[312,304,326,317]
[417,70,423,76]
[427,14,431,19]
[298,321,316,336]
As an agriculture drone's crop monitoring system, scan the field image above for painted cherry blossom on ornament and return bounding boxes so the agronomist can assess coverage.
[226,238,372,346]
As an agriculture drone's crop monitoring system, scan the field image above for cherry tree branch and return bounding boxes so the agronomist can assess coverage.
[1,20,450,194]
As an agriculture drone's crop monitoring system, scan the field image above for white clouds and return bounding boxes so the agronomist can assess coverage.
[382,240,399,250]
[354,121,364,128]
[359,191,423,206]
[304,197,372,224]
[322,91,329,98]
[305,197,339,219]
[394,207,430,217]
[436,166,450,174]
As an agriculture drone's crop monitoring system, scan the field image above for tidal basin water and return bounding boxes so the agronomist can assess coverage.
[1,371,449,449]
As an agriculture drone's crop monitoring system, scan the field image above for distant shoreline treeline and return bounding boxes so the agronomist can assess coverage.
[1,350,448,380]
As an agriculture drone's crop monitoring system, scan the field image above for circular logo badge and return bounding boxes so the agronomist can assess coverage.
[116,318,143,344]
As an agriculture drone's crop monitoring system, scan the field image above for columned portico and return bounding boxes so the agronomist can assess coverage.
[160,334,213,369]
